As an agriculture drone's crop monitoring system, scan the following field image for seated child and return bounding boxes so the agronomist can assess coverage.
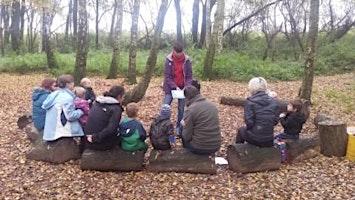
[73,86,90,127]
[80,77,96,108]
[118,102,148,151]
[149,104,175,150]
[275,98,307,140]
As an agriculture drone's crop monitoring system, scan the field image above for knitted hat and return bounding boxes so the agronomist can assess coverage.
[160,104,171,119]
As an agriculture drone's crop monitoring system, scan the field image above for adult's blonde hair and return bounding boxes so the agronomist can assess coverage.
[248,77,267,95]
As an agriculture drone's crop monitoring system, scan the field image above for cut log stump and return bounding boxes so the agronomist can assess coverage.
[146,148,217,174]
[26,138,81,164]
[319,120,348,157]
[227,144,281,173]
[80,147,145,172]
[24,123,43,144]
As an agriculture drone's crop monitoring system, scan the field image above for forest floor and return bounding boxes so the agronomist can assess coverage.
[0,73,354,199]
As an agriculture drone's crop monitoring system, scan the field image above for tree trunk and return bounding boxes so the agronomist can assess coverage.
[95,0,99,50]
[74,0,88,85]
[216,0,224,52]
[192,0,199,45]
[72,0,78,51]
[0,5,4,56]
[299,0,319,102]
[319,120,348,157]
[146,148,217,174]
[127,0,141,84]
[205,0,211,48]
[3,4,10,46]
[43,9,58,69]
[10,1,21,54]
[174,0,182,43]
[198,1,206,48]
[107,0,123,79]
[108,0,118,46]
[123,0,169,105]
[20,0,25,44]
[65,0,73,42]
[202,0,224,80]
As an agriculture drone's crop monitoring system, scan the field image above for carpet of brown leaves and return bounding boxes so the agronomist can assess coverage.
[0,73,354,199]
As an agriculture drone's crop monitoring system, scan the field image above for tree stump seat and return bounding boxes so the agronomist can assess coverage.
[146,148,217,174]
[319,120,348,157]
[26,137,81,164]
[80,147,145,172]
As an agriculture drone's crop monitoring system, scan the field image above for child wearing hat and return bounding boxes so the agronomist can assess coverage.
[275,98,307,140]
[149,104,176,150]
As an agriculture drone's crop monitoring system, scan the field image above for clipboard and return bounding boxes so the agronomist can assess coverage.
[171,90,185,99]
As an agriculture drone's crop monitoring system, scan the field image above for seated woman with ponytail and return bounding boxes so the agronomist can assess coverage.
[84,85,125,151]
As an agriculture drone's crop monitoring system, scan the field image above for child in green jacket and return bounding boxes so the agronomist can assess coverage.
[118,103,148,151]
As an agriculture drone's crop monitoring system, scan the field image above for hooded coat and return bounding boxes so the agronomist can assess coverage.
[41,88,84,141]
[149,115,174,150]
[118,118,148,152]
[281,112,306,136]
[244,91,278,144]
[32,88,51,131]
[84,96,123,150]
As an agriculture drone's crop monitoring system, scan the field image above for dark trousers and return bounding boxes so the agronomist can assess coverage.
[236,126,273,147]
[182,138,219,155]
[274,132,299,140]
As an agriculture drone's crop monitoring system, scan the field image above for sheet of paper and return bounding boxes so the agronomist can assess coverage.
[215,157,228,165]
[171,90,185,99]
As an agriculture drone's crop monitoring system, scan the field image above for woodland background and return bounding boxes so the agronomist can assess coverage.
[0,0,354,198]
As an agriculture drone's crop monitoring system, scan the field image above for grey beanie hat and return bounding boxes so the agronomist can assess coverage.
[160,104,171,119]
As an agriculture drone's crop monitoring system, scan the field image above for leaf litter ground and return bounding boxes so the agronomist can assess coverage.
[0,73,354,199]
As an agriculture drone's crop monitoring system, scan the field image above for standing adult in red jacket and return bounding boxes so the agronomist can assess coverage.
[162,42,193,137]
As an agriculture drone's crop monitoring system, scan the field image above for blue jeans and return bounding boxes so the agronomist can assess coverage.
[163,94,185,136]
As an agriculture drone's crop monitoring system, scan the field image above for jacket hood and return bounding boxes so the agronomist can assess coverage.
[119,119,139,136]
[186,94,205,107]
[96,96,119,104]
[247,91,273,106]
[166,52,190,62]
[42,88,75,110]
[32,87,50,101]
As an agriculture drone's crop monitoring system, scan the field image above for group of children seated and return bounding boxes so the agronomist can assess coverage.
[32,75,307,155]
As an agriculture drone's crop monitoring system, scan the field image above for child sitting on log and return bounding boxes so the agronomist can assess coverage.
[275,98,307,140]
[80,77,96,108]
[149,104,176,150]
[73,86,90,128]
[118,102,148,152]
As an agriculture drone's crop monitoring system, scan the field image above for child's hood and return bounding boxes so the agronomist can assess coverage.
[32,88,50,101]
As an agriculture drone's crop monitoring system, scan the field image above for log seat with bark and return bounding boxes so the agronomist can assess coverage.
[227,136,320,173]
[318,120,348,157]
[24,123,43,144]
[26,137,81,164]
[80,147,146,172]
[146,148,217,174]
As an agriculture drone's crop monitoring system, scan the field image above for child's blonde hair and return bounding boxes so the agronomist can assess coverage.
[80,77,91,87]
[74,86,86,99]
[126,102,139,118]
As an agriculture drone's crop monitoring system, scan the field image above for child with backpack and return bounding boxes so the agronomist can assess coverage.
[118,103,148,152]
[149,104,176,150]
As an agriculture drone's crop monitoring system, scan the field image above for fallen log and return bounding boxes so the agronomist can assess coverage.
[227,136,320,173]
[319,120,348,157]
[26,138,81,164]
[17,114,32,129]
[146,148,217,174]
[80,147,145,172]
[24,123,43,144]
[227,144,281,173]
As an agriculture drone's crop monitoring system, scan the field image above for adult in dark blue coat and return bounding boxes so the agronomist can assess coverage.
[236,77,278,147]
[32,78,56,131]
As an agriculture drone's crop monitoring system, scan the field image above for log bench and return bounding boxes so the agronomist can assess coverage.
[227,136,320,173]
[26,137,81,164]
[80,147,145,172]
[146,148,217,174]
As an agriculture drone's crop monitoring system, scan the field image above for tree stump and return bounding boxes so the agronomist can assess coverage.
[80,147,145,172]
[227,144,281,173]
[24,123,43,144]
[313,113,333,129]
[26,138,81,164]
[146,148,217,174]
[17,114,32,129]
[319,120,348,157]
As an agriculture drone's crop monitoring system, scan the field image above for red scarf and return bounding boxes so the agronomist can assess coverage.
[172,52,185,88]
